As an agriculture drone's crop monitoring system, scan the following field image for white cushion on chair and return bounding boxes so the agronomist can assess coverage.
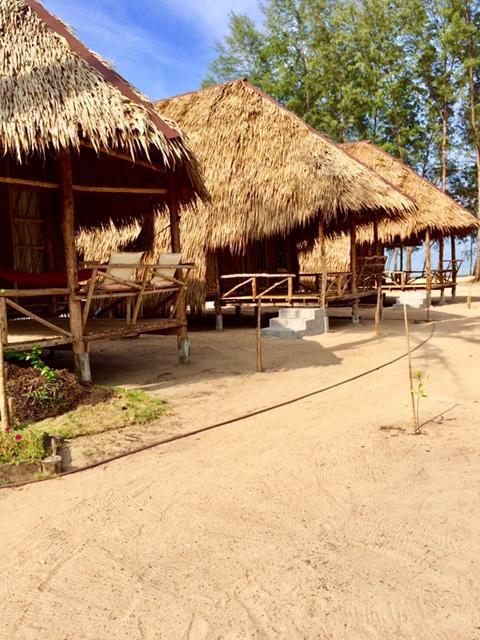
[106,252,144,283]
[152,253,182,286]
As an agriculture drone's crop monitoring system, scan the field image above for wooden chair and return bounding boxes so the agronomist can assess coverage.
[81,252,185,326]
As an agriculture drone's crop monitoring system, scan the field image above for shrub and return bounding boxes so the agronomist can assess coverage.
[0,429,46,464]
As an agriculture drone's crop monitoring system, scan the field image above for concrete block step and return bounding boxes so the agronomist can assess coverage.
[270,317,308,330]
[278,307,324,320]
[261,327,305,339]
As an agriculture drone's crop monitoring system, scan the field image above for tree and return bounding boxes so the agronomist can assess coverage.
[203,14,271,88]
[203,0,479,239]
[448,0,480,277]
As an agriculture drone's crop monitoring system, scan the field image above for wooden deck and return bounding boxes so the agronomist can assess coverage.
[5,317,183,351]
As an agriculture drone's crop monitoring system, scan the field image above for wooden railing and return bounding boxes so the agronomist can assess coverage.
[221,261,384,304]
[0,288,73,348]
[384,259,462,289]
[221,273,296,302]
[0,262,195,348]
[80,261,194,328]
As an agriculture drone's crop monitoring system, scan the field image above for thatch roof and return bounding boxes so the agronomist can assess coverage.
[78,81,416,307]
[301,141,479,273]
[0,0,205,199]
[341,141,478,243]
[156,80,415,249]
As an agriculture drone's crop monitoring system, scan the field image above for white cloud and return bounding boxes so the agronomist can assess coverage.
[150,0,262,38]
[39,0,263,97]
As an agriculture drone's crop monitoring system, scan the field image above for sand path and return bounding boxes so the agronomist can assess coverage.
[1,293,479,639]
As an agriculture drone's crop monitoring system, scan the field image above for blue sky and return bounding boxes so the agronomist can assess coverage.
[42,0,261,100]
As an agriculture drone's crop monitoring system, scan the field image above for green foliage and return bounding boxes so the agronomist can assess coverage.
[0,429,46,464]
[0,388,167,465]
[5,347,57,381]
[203,0,480,225]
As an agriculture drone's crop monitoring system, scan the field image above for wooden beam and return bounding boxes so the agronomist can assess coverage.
[72,185,168,195]
[0,175,167,195]
[0,176,58,190]
[59,148,91,382]
[80,142,165,173]
[373,216,379,255]
[451,235,457,301]
[319,221,328,311]
[350,213,359,323]
[425,230,432,321]
[0,298,9,431]
[6,299,72,338]
[438,238,445,304]
[167,182,189,363]
[0,288,70,297]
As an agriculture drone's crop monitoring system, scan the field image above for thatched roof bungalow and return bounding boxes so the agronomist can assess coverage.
[0,0,206,413]
[148,80,415,308]
[302,141,479,273]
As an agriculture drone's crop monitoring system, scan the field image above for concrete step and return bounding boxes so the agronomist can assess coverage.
[394,291,428,309]
[261,327,305,339]
[270,317,308,330]
[263,307,327,339]
[278,307,324,320]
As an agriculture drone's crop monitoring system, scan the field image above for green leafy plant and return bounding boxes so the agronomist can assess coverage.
[412,369,428,435]
[0,429,46,464]
[5,347,57,381]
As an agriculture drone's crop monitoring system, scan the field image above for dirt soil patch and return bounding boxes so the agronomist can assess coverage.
[6,363,114,427]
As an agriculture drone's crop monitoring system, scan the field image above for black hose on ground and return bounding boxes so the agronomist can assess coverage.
[2,323,435,491]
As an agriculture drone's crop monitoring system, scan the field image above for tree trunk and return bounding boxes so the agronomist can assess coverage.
[464,1,480,280]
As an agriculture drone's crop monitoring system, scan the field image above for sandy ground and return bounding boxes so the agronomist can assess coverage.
[1,285,480,639]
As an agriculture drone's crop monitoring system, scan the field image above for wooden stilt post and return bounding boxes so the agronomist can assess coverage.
[373,216,379,256]
[468,283,473,309]
[319,221,329,333]
[213,252,223,331]
[0,298,9,431]
[373,217,382,335]
[350,213,359,323]
[425,230,432,322]
[438,238,445,305]
[168,183,190,364]
[256,300,263,373]
[451,235,457,302]
[403,304,419,434]
[59,149,91,383]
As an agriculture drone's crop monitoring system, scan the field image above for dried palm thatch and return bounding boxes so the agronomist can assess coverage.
[342,141,478,243]
[0,0,205,201]
[148,80,413,305]
[79,82,417,307]
[157,80,414,244]
[301,141,479,272]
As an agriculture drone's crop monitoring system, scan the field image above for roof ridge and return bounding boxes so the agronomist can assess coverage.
[343,140,473,215]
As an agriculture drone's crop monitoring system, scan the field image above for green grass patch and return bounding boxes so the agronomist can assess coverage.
[1,388,167,465]
[0,429,46,465]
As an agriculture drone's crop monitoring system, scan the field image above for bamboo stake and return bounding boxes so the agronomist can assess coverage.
[350,213,359,323]
[256,300,263,373]
[168,182,190,364]
[0,298,9,431]
[403,304,418,433]
[451,235,457,301]
[425,230,432,322]
[438,238,445,305]
[319,221,329,333]
[375,285,382,336]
